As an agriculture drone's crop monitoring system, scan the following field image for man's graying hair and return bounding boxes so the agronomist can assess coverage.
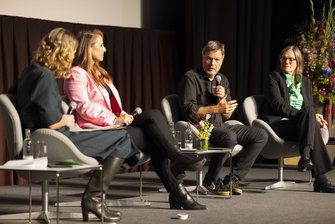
[202,40,225,56]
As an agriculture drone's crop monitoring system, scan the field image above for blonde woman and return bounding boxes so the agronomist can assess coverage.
[9,27,141,222]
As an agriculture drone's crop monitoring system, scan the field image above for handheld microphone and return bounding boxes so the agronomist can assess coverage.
[67,101,77,114]
[215,75,222,86]
[215,75,222,103]
[131,107,142,116]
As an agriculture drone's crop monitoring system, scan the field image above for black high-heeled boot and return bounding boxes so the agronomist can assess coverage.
[298,147,313,172]
[82,196,121,222]
[82,156,124,222]
[169,183,207,210]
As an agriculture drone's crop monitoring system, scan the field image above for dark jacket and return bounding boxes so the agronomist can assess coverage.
[262,71,314,124]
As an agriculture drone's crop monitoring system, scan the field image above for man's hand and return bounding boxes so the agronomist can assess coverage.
[218,100,238,119]
[213,85,226,99]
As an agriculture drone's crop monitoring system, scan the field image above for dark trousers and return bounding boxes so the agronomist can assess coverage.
[270,106,333,177]
[205,124,268,182]
[126,109,179,192]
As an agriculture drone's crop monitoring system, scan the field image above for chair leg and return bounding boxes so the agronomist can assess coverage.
[0,180,85,223]
[264,158,316,190]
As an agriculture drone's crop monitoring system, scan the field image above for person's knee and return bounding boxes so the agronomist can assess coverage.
[144,109,163,122]
[225,132,238,146]
[211,132,237,147]
[256,128,268,143]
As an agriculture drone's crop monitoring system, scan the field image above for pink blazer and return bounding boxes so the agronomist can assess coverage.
[64,66,125,128]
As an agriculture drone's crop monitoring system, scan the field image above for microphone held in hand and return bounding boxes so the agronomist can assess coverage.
[131,107,142,116]
[67,101,77,114]
[215,75,222,86]
[215,75,222,102]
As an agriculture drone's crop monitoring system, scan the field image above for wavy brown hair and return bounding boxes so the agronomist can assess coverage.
[33,27,78,79]
[72,29,111,86]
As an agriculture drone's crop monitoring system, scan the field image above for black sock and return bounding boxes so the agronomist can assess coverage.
[302,146,311,158]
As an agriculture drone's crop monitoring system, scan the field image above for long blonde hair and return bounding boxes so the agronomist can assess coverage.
[73,29,111,86]
[33,27,77,79]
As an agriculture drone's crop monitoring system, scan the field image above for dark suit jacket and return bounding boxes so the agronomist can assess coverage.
[262,71,314,124]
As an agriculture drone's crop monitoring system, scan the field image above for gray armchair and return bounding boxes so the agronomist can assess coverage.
[242,95,329,190]
[161,94,243,153]
[0,93,97,222]
[161,94,243,195]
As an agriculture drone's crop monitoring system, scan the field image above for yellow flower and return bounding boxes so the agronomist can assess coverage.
[198,114,214,140]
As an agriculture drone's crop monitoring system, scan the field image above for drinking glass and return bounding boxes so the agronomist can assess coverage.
[34,140,48,158]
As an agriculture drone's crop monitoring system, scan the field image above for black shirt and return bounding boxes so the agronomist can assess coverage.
[178,67,231,126]
[10,63,63,130]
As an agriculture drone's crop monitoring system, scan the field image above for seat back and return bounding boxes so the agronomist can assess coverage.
[161,94,182,125]
[0,94,23,160]
[243,95,265,125]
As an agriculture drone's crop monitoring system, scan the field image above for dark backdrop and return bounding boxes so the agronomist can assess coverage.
[0,0,324,185]
[0,15,180,185]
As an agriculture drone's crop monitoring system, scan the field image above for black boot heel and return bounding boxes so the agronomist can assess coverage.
[81,197,121,222]
[82,208,89,222]
[169,193,182,209]
[169,184,207,210]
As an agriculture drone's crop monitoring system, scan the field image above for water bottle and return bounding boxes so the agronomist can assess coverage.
[22,129,34,160]
[184,122,193,149]
[169,121,175,134]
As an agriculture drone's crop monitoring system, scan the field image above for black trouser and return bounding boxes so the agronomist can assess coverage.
[126,110,179,192]
[205,124,268,182]
[270,106,333,177]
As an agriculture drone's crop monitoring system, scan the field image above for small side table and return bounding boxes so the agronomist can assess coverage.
[0,164,102,224]
[180,147,233,200]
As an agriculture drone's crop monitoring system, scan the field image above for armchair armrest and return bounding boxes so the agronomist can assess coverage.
[31,128,98,165]
[252,119,285,144]
[175,121,200,137]
[224,120,244,126]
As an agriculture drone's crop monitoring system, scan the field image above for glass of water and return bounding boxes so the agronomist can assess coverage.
[34,141,47,158]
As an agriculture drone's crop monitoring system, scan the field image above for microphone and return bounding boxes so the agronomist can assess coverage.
[131,107,142,116]
[215,75,222,86]
[67,101,77,114]
[215,75,222,102]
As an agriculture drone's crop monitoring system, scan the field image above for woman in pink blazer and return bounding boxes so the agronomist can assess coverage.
[64,29,207,211]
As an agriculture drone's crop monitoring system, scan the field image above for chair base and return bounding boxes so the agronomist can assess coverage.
[56,199,151,207]
[264,181,297,190]
[0,211,87,223]
[264,180,313,190]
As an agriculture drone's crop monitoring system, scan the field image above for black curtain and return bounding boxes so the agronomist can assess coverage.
[184,0,311,121]
[0,15,180,185]
[0,0,318,184]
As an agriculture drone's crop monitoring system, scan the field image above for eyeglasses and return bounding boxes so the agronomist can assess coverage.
[280,57,296,63]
